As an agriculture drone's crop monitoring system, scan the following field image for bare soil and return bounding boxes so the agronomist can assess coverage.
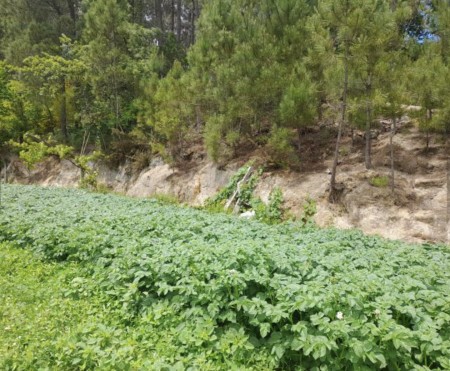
[5,121,448,245]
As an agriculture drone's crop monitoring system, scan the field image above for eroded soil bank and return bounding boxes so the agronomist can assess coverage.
[5,126,448,244]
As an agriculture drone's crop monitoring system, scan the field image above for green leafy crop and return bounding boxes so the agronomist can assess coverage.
[0,185,449,370]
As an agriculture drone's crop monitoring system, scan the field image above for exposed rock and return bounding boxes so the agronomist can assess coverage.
[127,164,175,198]
[97,162,131,193]
[355,129,380,140]
[240,210,256,219]
[414,210,436,224]
[8,157,80,186]
[4,126,448,245]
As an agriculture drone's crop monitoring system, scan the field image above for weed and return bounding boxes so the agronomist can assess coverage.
[369,175,389,188]
[299,197,317,227]
[150,193,180,205]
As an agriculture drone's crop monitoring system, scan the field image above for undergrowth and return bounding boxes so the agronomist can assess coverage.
[204,165,287,224]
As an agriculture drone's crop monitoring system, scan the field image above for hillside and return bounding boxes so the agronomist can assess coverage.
[1,0,449,246]
[0,184,449,369]
[6,120,448,244]
[1,1,449,369]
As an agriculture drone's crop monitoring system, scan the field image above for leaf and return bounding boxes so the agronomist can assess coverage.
[375,354,387,368]
[260,323,271,338]
[272,344,285,360]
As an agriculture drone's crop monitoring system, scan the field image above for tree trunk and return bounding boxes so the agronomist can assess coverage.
[329,43,349,203]
[365,80,372,170]
[111,52,121,131]
[171,0,175,33]
[66,0,77,34]
[390,117,396,194]
[365,103,372,169]
[195,104,202,132]
[191,0,195,45]
[66,0,76,20]
[0,161,2,208]
[390,0,397,11]
[176,0,182,41]
[447,134,450,243]
[155,0,164,31]
[190,0,198,45]
[297,127,302,152]
[60,78,68,142]
[426,108,432,151]
[47,0,63,16]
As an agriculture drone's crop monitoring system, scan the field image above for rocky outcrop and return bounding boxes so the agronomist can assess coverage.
[3,127,448,245]
[126,161,235,204]
[5,155,237,206]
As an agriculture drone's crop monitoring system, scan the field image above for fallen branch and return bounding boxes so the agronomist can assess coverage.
[225,166,253,212]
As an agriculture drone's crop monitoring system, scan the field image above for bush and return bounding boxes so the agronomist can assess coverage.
[131,150,152,173]
[75,151,103,190]
[299,197,317,227]
[253,187,285,224]
[10,137,74,169]
[204,115,225,162]
[266,126,299,168]
[204,164,261,211]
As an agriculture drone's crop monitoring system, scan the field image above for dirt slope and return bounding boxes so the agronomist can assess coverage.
[5,124,448,245]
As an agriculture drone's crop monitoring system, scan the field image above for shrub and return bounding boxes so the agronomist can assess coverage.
[299,197,317,227]
[204,164,261,211]
[131,150,152,173]
[266,126,299,168]
[253,187,285,224]
[369,175,389,188]
[10,137,73,169]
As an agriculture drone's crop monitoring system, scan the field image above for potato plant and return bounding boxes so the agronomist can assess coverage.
[0,184,449,370]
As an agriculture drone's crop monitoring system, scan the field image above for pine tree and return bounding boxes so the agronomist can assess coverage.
[152,61,194,160]
[82,0,158,142]
[350,0,400,169]
[188,0,314,162]
[82,0,131,132]
[409,45,446,151]
[278,69,317,152]
[18,36,87,143]
[0,0,81,64]
[0,63,39,144]
[378,50,409,194]
[436,0,450,64]
[316,0,364,202]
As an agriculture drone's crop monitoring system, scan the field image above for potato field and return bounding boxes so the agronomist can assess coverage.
[0,185,449,370]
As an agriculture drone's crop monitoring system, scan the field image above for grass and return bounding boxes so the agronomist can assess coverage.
[149,192,181,205]
[0,243,97,369]
[0,242,172,370]
[369,175,390,188]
